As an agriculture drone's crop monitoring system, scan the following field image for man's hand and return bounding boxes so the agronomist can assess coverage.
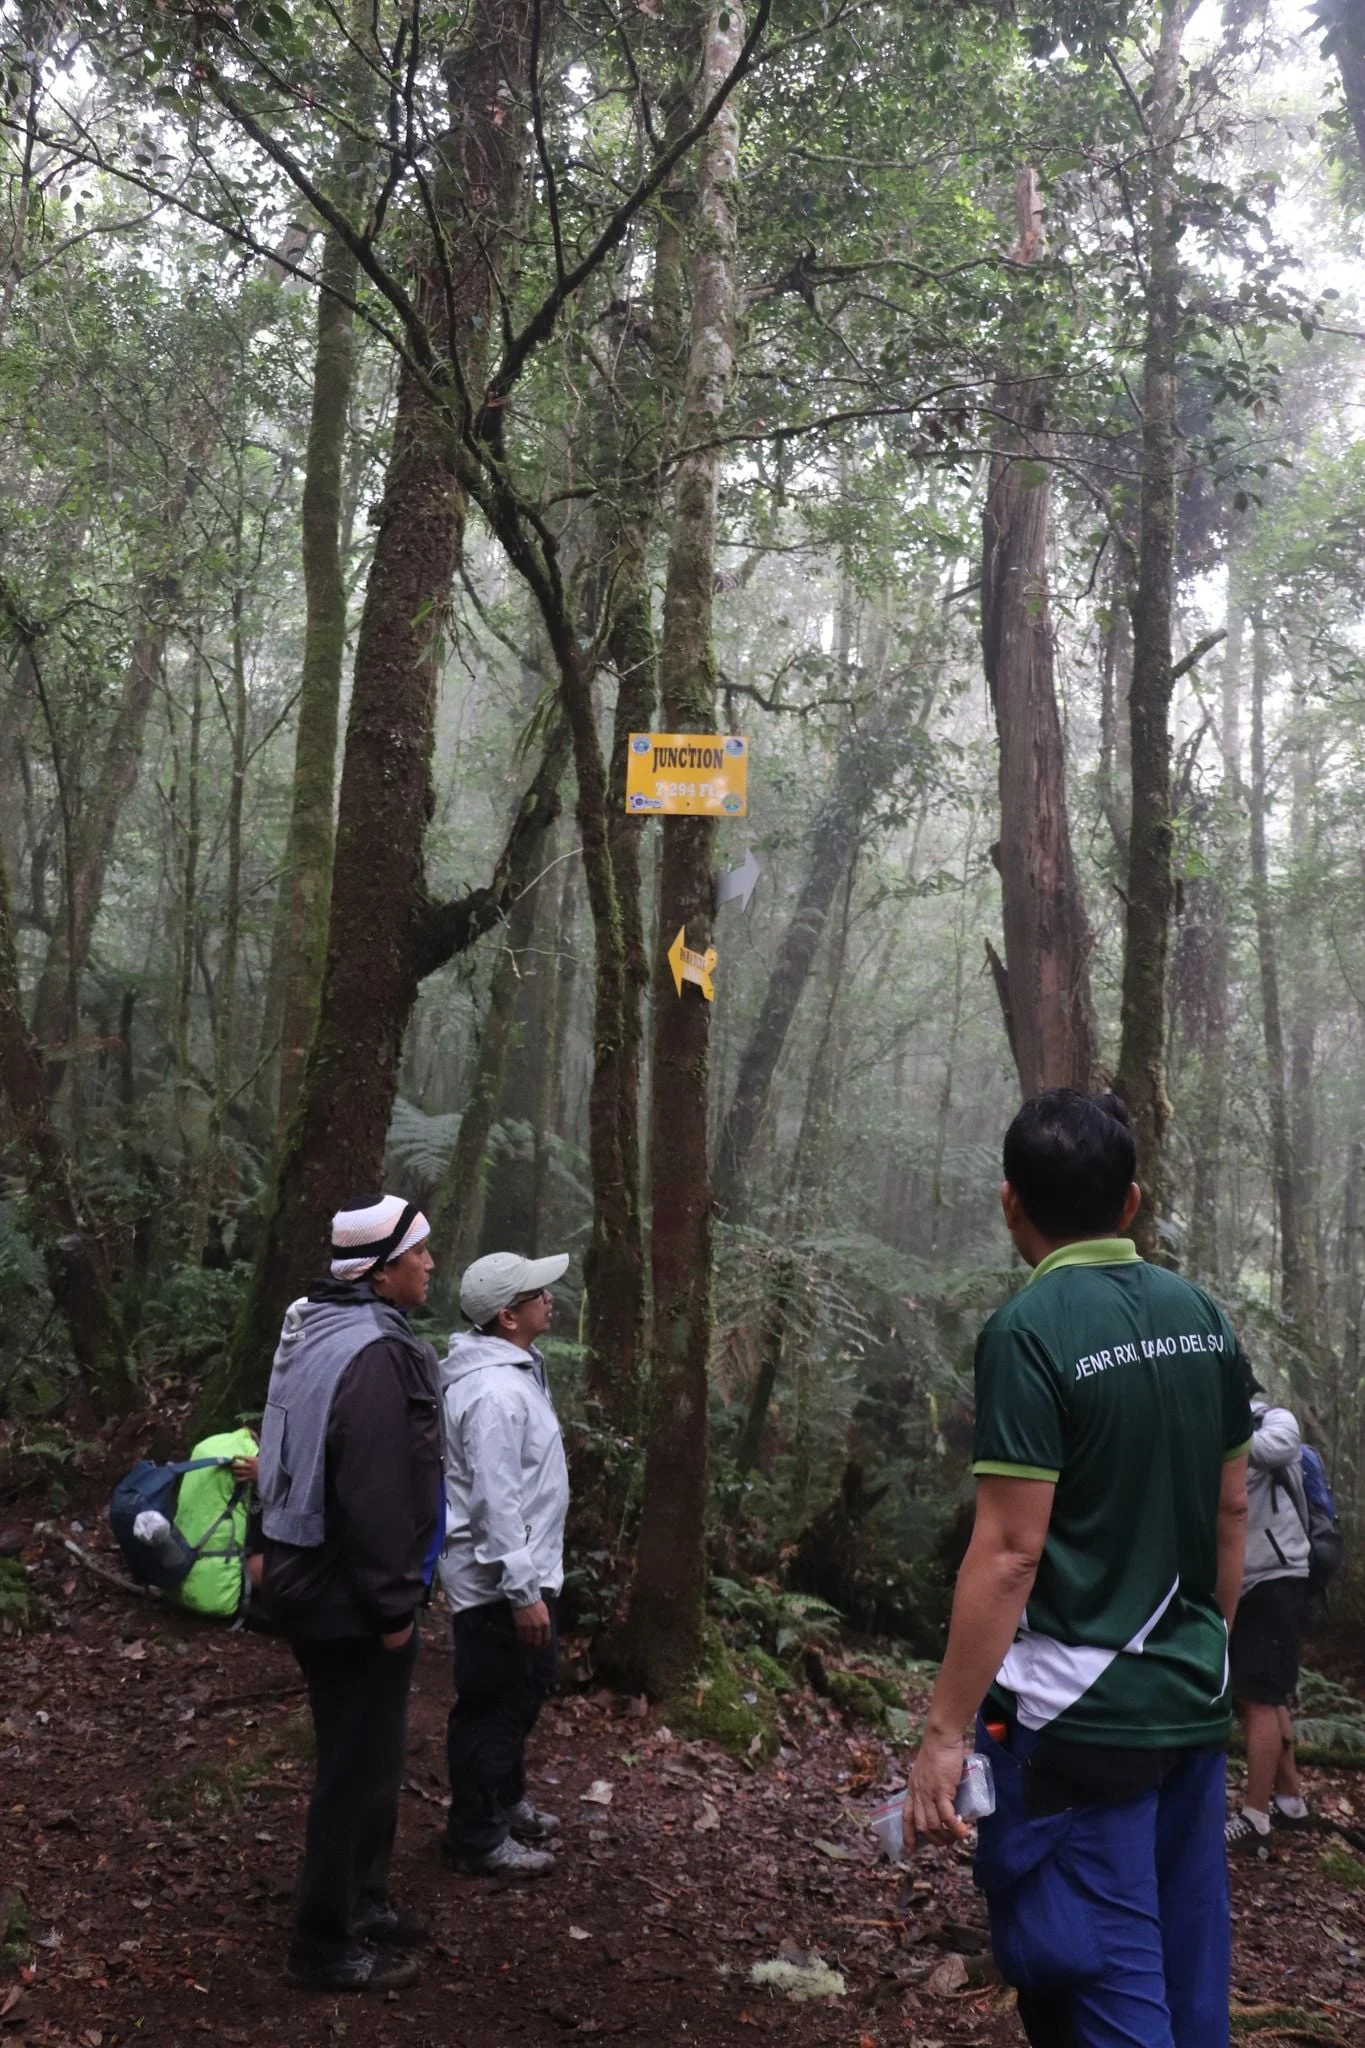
[381,1621,414,1650]
[512,1599,551,1648]
[907,1723,970,1847]
[231,1454,259,1485]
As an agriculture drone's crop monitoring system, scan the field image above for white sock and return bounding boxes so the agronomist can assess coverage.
[1274,1794,1307,1819]
[1242,1806,1271,1835]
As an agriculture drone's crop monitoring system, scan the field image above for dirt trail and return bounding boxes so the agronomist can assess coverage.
[3,1520,1365,2047]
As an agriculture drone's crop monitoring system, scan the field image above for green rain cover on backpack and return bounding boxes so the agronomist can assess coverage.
[172,1428,257,1618]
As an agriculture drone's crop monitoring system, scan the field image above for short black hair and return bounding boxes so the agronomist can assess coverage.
[1002,1089,1137,1240]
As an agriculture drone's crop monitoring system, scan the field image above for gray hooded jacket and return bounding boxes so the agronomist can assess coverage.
[1243,1399,1311,1593]
[437,1332,569,1612]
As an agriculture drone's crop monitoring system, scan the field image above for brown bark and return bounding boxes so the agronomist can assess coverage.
[983,169,1097,1100]
[206,0,543,1425]
[1115,0,1185,1257]
[614,2,746,1699]
[1248,612,1311,1336]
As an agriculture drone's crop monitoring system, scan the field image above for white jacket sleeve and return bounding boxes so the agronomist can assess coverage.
[1249,1404,1301,1473]
[460,1390,541,1607]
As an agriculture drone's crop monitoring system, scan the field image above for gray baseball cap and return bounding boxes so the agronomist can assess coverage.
[459,1250,569,1327]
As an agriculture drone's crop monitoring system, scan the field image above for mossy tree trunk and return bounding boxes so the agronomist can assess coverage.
[273,23,378,1126]
[1115,0,1185,1256]
[579,89,692,1434]
[614,1,747,1699]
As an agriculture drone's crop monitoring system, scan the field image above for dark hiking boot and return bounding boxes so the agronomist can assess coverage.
[352,1904,430,1948]
[506,1797,561,1843]
[286,1943,421,1992]
[444,1835,556,1879]
[1225,1811,1272,1861]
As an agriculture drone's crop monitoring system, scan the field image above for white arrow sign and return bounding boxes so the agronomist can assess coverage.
[714,847,760,913]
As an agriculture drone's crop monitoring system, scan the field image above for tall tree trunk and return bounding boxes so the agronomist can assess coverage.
[982,168,1096,1099]
[713,721,866,1216]
[614,1,746,1698]
[208,0,542,1422]
[0,835,127,1411]
[273,26,378,1124]
[431,866,546,1278]
[1115,0,1185,1256]
[171,641,204,1166]
[1287,674,1321,1349]
[531,849,578,1251]
[191,582,249,1257]
[1248,612,1310,1336]
[30,613,168,1072]
[578,102,690,1430]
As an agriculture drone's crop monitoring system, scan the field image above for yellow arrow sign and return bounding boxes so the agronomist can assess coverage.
[667,926,717,1002]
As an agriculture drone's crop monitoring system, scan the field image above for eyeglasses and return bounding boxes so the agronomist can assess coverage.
[510,1288,552,1308]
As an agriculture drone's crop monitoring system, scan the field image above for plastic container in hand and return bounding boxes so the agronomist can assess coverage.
[868,1791,906,1862]
[954,1752,995,1821]
[869,1753,996,1860]
[132,1509,184,1573]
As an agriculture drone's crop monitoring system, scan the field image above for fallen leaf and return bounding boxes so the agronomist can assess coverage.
[120,1641,148,1662]
[580,1780,613,1807]
[812,1838,855,1862]
[568,1925,591,1941]
[926,1953,968,1996]
[0,1987,30,2023]
[694,1798,721,1833]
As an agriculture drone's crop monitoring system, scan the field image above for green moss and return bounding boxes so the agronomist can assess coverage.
[0,1558,34,1631]
[1230,2010,1338,2038]
[746,1648,794,1694]
[666,1628,780,1759]
[0,1883,28,1969]
[825,1670,888,1724]
[148,1755,265,1821]
[1319,1846,1365,1889]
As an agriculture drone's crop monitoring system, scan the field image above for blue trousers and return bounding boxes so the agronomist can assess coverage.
[973,1719,1229,2048]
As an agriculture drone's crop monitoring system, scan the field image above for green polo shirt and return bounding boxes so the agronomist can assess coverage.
[974,1238,1252,1748]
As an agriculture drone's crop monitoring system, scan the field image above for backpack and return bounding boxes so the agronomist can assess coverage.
[1297,1443,1345,1595]
[110,1427,256,1615]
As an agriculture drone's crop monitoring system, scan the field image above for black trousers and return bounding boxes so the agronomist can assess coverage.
[445,1596,557,1854]
[290,1629,418,1959]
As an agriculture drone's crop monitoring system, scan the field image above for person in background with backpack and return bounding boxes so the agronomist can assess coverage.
[1226,1371,1313,1853]
[256,1194,444,1994]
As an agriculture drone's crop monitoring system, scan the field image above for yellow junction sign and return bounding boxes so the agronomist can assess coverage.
[625,733,748,816]
[667,927,717,1002]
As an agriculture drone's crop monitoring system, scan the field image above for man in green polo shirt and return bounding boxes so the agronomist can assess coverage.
[907,1089,1251,2048]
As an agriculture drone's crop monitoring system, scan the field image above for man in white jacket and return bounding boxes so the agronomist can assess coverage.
[1226,1380,1312,1853]
[438,1250,570,1879]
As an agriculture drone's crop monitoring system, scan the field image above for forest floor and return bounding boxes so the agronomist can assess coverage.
[4,1497,1365,2048]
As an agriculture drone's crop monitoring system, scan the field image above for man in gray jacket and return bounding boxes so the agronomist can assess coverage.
[257,1193,443,1991]
[1226,1378,1312,1853]
[439,1249,570,1878]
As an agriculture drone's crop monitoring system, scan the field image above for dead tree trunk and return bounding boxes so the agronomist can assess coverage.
[614,2,747,1698]
[982,169,1097,1099]
[1115,0,1185,1256]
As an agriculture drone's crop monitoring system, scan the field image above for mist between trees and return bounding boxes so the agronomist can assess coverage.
[2,0,1365,1690]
